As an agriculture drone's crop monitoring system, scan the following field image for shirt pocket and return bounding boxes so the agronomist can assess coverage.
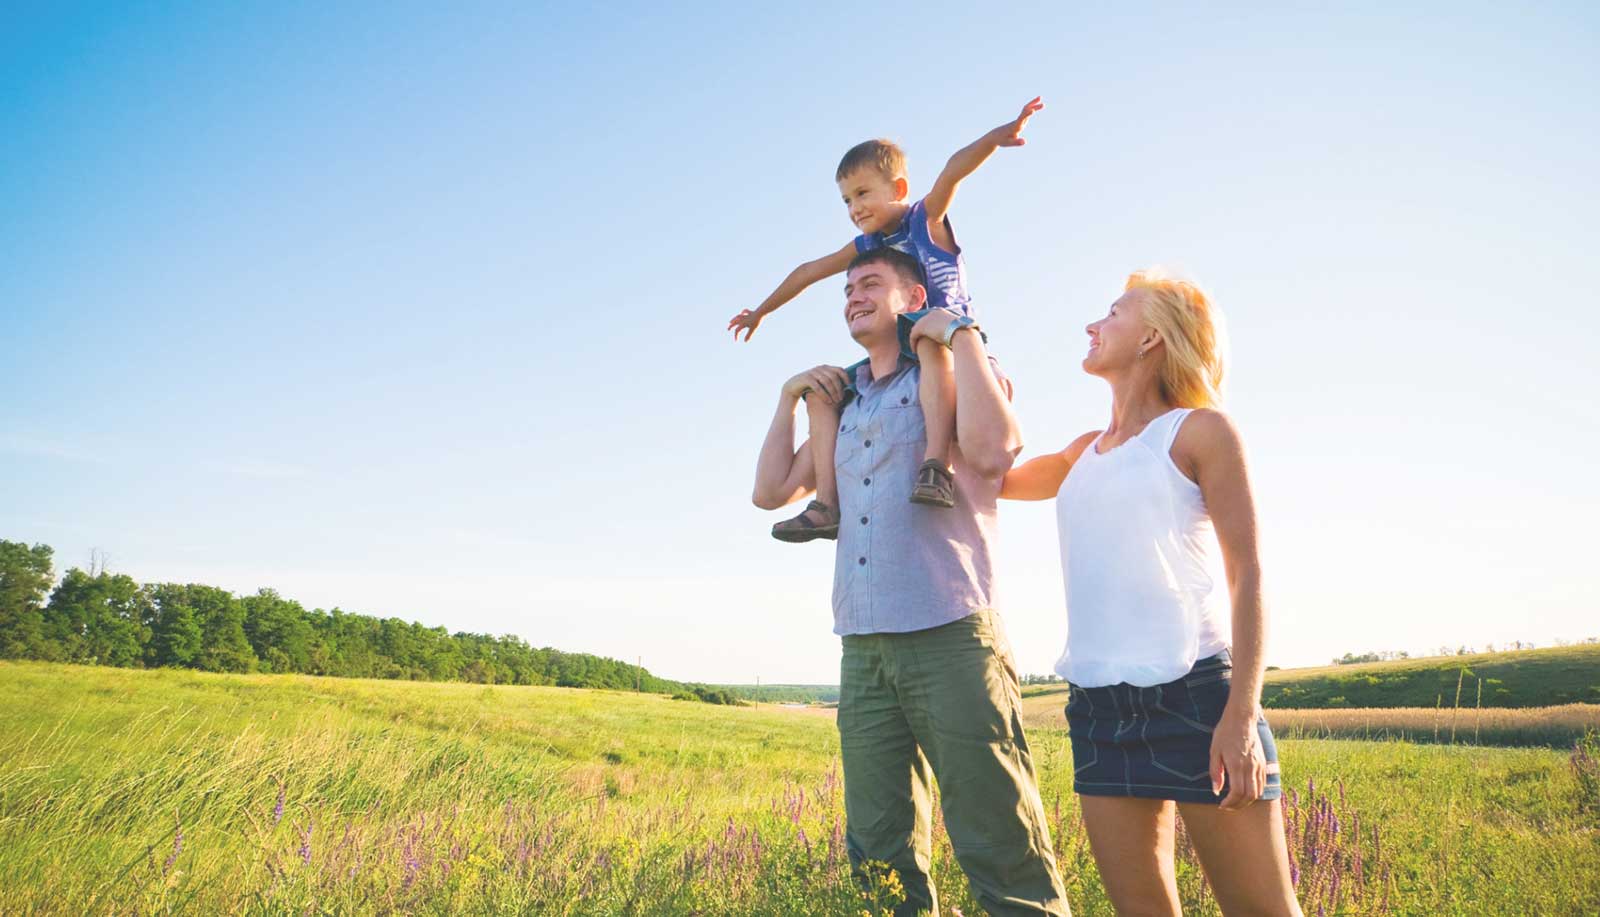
[835,417,866,476]
[880,400,926,447]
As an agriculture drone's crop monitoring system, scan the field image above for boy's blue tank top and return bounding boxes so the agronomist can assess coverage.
[853,198,972,317]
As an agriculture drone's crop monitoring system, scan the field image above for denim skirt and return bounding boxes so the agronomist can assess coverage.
[1065,649,1282,804]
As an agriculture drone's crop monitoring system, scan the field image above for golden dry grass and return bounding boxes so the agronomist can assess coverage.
[1018,686,1599,747]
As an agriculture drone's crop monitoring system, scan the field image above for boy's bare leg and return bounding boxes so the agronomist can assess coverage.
[807,393,841,512]
[909,338,957,508]
[771,392,842,542]
[916,338,955,466]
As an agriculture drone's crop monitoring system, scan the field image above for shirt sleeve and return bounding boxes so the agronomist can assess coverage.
[853,232,875,254]
[908,197,959,258]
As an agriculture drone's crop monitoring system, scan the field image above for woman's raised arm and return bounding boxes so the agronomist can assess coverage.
[999,431,1099,501]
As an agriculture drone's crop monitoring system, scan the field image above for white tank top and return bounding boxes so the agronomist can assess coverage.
[1053,408,1231,687]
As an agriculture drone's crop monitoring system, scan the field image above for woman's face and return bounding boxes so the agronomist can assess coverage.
[1083,288,1151,376]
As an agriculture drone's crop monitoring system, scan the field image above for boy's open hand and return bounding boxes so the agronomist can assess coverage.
[728,308,763,341]
[992,96,1044,147]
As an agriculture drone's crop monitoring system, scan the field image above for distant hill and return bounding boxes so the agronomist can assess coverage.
[716,684,840,704]
[1260,644,1600,709]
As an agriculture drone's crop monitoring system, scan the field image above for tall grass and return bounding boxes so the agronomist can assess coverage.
[2,661,1597,915]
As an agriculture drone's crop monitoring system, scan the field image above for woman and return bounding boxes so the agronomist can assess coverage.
[1001,270,1302,915]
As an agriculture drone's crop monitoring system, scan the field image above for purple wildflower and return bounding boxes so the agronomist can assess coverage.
[163,812,183,875]
[272,783,285,826]
[402,835,422,889]
[298,821,313,865]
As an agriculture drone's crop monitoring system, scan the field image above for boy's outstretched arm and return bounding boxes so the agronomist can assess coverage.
[728,240,858,342]
[922,96,1044,251]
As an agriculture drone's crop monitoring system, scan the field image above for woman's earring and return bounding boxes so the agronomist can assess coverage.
[1137,349,1145,360]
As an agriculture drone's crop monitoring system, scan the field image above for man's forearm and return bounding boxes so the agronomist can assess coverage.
[752,392,803,508]
[950,330,1021,478]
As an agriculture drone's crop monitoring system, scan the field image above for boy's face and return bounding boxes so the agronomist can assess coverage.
[837,168,909,235]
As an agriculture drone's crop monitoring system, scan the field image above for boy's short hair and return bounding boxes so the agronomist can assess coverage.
[836,139,907,183]
[848,247,925,291]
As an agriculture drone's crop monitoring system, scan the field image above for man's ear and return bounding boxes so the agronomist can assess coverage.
[909,283,928,310]
[893,176,909,202]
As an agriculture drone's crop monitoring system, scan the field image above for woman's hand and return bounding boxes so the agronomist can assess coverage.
[1210,704,1267,810]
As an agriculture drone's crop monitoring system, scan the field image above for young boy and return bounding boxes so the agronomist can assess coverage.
[729,97,1043,542]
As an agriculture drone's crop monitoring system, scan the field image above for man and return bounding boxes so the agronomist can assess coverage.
[751,247,1070,916]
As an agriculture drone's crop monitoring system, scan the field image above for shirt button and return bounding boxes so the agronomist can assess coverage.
[858,557,866,566]
[901,397,909,405]
[839,424,845,432]
[863,477,871,486]
[863,439,872,448]
[860,516,868,525]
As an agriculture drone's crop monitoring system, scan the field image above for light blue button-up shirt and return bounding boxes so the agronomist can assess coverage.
[831,357,1013,636]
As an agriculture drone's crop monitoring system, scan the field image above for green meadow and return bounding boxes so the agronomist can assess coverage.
[2,661,1597,916]
[1258,644,1600,709]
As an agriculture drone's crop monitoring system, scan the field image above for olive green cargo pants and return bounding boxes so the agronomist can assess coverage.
[839,610,1070,916]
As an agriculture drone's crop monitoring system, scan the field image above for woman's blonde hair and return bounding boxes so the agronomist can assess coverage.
[1125,268,1227,409]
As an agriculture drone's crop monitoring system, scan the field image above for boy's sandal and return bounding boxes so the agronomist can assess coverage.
[771,500,840,543]
[908,460,956,508]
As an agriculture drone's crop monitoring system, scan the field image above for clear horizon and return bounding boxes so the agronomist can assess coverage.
[4,3,1597,685]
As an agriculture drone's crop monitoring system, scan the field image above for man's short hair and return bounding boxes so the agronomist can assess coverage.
[836,139,908,183]
[848,247,926,292]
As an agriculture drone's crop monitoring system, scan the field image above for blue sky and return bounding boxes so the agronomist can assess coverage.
[3,2,1597,683]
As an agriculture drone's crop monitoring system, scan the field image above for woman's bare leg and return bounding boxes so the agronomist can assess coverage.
[1079,795,1183,917]
[1176,800,1303,916]
[807,392,840,512]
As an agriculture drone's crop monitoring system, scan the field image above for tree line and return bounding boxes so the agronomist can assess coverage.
[0,539,739,701]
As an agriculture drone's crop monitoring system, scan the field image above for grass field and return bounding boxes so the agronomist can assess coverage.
[1256,644,1600,709]
[2,661,1597,915]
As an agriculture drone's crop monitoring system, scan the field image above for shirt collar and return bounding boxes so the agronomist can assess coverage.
[852,354,914,392]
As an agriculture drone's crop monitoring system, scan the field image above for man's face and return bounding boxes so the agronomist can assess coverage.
[837,168,908,235]
[843,262,921,343]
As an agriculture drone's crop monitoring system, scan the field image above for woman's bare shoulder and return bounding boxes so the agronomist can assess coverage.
[1062,430,1102,461]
